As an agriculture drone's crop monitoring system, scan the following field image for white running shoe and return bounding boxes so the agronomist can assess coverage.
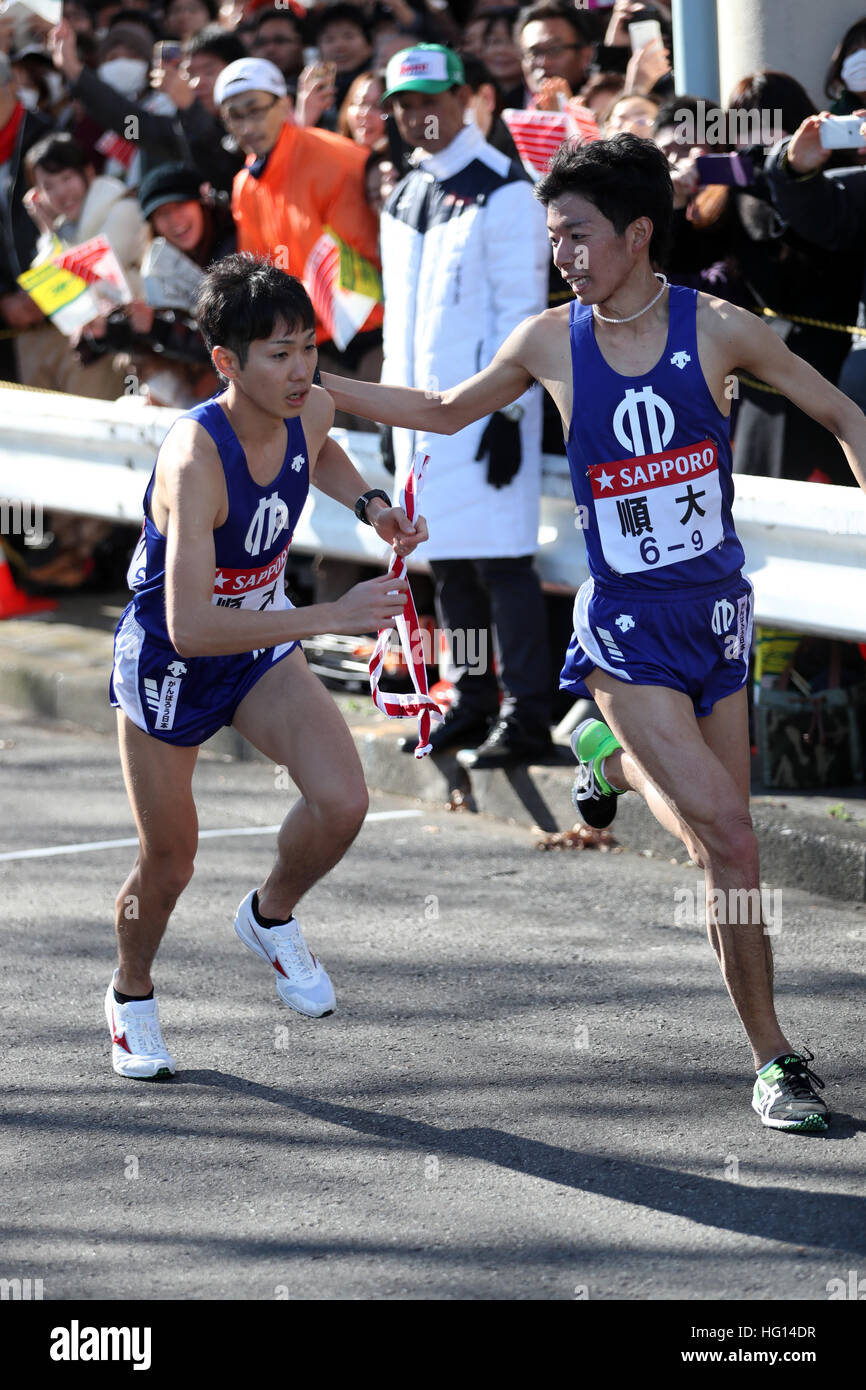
[104,972,176,1079]
[234,890,336,1018]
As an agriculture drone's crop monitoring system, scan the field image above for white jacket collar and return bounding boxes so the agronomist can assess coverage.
[415,121,487,180]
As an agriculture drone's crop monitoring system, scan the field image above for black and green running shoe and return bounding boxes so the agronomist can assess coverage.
[570,718,625,829]
[751,1049,829,1132]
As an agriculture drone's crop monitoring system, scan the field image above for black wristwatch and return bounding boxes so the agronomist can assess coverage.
[354,488,392,524]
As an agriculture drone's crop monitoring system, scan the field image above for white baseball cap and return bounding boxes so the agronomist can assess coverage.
[214,58,287,107]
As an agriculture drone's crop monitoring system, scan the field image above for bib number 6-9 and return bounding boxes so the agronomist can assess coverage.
[639,535,660,566]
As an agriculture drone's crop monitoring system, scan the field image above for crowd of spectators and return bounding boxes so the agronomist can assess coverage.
[3,0,866,625]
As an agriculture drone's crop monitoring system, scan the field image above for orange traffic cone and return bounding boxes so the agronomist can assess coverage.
[0,544,57,619]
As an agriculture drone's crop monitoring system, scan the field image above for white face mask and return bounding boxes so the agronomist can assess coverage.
[841,49,866,93]
[97,58,148,99]
[16,88,39,111]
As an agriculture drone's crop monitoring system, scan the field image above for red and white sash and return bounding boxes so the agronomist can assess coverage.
[368,453,443,756]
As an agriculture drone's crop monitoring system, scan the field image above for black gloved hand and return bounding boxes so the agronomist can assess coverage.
[474,410,522,488]
[380,422,395,475]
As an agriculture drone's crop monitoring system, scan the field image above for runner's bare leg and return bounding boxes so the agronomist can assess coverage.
[231,647,369,920]
[115,712,199,995]
[585,672,788,1068]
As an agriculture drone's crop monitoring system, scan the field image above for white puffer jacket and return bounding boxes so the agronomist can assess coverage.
[380,121,549,559]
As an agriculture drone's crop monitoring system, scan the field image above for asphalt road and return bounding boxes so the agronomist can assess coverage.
[1,705,865,1303]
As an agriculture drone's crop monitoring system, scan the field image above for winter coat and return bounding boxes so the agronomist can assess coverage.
[765,136,866,433]
[0,107,52,298]
[69,68,243,192]
[380,121,548,559]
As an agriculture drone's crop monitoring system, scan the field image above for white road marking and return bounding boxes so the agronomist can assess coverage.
[0,809,422,862]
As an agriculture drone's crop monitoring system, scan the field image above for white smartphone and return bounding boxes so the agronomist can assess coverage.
[819,115,866,149]
[628,18,662,53]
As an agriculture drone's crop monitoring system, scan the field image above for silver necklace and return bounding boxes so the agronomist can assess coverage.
[593,273,669,325]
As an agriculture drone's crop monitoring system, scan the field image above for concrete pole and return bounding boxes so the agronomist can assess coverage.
[715,0,866,109]
[672,0,719,101]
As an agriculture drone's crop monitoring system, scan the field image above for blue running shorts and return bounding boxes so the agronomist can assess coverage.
[109,602,300,746]
[560,571,754,718]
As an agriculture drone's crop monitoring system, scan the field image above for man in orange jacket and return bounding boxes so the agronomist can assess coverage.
[214,56,383,363]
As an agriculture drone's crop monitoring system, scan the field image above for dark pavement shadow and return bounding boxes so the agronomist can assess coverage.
[177,1069,866,1257]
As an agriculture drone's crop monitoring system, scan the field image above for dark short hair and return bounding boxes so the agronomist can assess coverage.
[460,54,503,116]
[317,2,372,44]
[186,25,247,66]
[535,132,674,265]
[195,254,316,368]
[253,6,303,38]
[514,2,591,46]
[25,131,90,180]
[108,7,161,40]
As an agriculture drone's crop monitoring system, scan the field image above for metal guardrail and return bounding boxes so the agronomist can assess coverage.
[2,387,866,641]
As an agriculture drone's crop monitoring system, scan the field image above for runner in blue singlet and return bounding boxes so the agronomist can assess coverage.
[560,280,754,720]
[105,255,426,1082]
[321,133,866,1132]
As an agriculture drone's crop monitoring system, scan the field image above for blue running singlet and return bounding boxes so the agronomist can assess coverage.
[566,283,745,595]
[110,395,310,745]
[560,287,753,714]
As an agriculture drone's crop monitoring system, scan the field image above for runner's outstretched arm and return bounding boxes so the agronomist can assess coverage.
[320,316,538,435]
[709,296,866,493]
[307,390,428,553]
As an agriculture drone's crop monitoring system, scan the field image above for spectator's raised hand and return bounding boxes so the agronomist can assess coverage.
[49,18,82,82]
[295,63,337,127]
[218,0,244,31]
[150,61,195,110]
[22,187,56,236]
[786,113,837,174]
[535,76,572,111]
[670,155,700,209]
[624,36,670,96]
[604,0,646,49]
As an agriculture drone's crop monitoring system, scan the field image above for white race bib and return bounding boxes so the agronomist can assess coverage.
[589,439,724,575]
[212,542,290,612]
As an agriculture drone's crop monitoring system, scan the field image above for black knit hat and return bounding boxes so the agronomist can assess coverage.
[138,163,202,219]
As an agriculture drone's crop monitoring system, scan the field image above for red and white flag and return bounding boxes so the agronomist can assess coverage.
[53,236,131,306]
[503,104,600,181]
[368,452,443,757]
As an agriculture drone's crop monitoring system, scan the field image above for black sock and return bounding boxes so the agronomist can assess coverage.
[251,891,291,929]
[113,985,154,1004]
